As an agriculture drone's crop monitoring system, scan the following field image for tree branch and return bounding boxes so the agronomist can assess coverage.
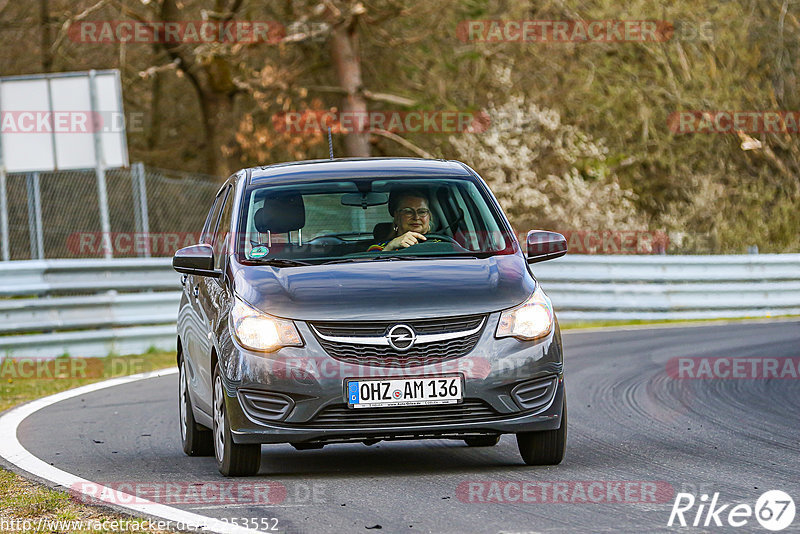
[363,90,416,107]
[371,129,433,158]
[138,58,181,79]
[219,0,244,24]
[155,0,205,95]
[201,0,244,24]
[307,85,416,106]
[736,130,796,184]
[49,0,109,56]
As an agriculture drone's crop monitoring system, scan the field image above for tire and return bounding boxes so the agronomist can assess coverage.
[516,400,567,466]
[213,365,261,476]
[464,435,500,447]
[179,357,214,456]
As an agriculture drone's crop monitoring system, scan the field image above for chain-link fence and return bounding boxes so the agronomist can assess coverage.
[0,164,220,260]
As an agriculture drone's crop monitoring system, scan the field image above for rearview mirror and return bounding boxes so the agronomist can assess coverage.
[341,192,388,208]
[526,231,567,264]
[173,244,222,278]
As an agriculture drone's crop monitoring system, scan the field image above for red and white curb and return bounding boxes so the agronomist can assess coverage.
[0,367,261,534]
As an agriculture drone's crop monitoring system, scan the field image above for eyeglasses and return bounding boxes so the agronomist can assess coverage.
[397,208,431,218]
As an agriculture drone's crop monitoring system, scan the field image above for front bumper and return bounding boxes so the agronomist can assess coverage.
[219,312,565,445]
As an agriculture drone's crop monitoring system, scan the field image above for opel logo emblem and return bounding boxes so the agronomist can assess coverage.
[387,324,416,351]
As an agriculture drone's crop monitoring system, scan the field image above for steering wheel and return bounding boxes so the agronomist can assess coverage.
[404,232,471,253]
[423,233,460,245]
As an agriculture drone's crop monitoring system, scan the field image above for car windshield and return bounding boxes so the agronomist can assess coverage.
[235,176,515,264]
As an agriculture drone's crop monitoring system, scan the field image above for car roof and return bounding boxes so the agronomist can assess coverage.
[247,157,473,186]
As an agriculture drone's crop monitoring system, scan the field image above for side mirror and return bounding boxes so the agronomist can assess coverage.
[173,244,222,278]
[526,230,567,264]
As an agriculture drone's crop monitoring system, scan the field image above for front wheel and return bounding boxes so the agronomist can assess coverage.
[516,400,566,465]
[179,357,213,456]
[213,366,261,476]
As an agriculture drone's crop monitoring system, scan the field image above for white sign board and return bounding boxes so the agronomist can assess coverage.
[0,70,128,173]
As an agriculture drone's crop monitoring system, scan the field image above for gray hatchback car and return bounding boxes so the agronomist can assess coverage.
[173,158,567,476]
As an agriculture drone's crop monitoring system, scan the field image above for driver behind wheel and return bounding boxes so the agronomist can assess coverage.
[368,188,444,252]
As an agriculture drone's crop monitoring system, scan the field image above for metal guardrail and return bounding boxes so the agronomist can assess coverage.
[0,258,180,296]
[1,255,799,359]
[531,254,800,320]
[1,292,180,334]
[0,259,180,358]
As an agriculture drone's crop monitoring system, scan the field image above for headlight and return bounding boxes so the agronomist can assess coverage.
[230,297,303,352]
[496,285,554,341]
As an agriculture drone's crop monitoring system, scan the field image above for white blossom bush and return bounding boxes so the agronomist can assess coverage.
[449,95,645,233]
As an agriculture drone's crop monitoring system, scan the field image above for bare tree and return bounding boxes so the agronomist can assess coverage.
[39,0,52,71]
[324,1,369,157]
[150,0,245,177]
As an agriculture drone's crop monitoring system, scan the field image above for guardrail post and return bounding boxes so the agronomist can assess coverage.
[0,84,7,261]
[131,169,141,245]
[89,70,113,260]
[0,76,4,261]
[0,167,9,261]
[131,162,150,258]
[94,165,113,260]
[26,172,44,260]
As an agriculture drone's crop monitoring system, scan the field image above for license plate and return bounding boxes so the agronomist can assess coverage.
[345,375,463,408]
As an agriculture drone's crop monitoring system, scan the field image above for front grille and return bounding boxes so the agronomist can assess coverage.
[238,389,294,423]
[305,399,501,429]
[309,314,486,367]
[312,315,485,337]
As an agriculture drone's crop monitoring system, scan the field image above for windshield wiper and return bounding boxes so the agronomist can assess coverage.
[321,255,425,265]
[375,254,480,261]
[322,254,478,265]
[252,258,312,267]
[372,255,430,261]
[320,257,372,265]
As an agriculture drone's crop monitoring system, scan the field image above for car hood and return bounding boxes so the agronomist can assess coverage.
[232,255,534,321]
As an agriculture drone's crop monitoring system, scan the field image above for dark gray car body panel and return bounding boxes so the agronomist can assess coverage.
[176,158,565,445]
[233,255,534,322]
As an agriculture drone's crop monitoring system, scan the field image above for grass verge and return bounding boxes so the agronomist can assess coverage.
[0,351,176,533]
[560,315,800,330]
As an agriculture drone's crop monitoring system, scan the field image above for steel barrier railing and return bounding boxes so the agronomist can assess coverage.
[1,255,798,358]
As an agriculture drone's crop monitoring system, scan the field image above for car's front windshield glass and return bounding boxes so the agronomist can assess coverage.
[235,176,515,264]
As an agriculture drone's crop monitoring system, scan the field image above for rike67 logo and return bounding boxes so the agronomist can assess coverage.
[669,490,795,531]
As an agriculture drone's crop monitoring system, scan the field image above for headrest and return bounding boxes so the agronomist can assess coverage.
[372,222,394,242]
[254,194,305,233]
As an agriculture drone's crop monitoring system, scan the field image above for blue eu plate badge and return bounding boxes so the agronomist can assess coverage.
[348,381,359,404]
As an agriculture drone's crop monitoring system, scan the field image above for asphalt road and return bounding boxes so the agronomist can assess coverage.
[16,320,800,533]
